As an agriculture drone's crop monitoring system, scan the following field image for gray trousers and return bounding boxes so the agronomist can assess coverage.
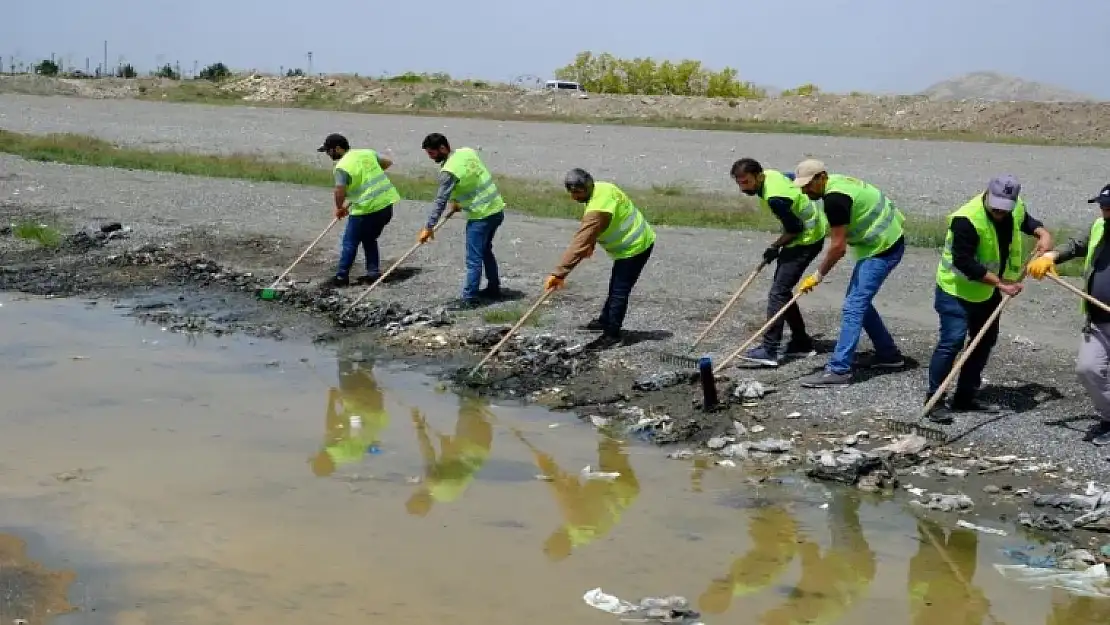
[1077,323,1110,423]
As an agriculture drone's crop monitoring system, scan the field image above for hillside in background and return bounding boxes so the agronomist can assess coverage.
[920,71,1098,102]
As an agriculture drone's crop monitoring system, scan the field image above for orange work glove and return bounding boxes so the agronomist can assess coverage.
[544,275,565,291]
[417,228,434,244]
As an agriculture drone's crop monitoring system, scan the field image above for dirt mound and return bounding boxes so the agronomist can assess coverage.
[920,71,1097,102]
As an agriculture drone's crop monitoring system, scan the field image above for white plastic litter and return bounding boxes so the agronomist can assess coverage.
[956,520,1008,536]
[581,466,620,481]
[583,588,638,615]
[994,562,1110,598]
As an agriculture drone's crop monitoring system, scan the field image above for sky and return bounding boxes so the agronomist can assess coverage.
[5,0,1110,98]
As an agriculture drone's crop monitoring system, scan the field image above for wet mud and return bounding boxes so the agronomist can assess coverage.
[0,533,76,624]
[2,229,1110,556]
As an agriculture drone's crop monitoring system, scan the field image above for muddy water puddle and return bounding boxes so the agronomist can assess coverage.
[0,292,1107,625]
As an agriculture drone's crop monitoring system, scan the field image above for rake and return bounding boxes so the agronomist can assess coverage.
[257,217,340,300]
[656,260,768,370]
[339,211,455,317]
[468,288,555,378]
[712,290,807,375]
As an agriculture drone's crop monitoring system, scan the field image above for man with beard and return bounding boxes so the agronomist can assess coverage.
[419,132,507,310]
[316,133,401,287]
[730,158,827,367]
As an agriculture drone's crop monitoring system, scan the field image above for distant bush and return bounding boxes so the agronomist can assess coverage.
[34,59,59,76]
[116,64,136,78]
[384,71,451,84]
[554,51,765,99]
[153,64,180,80]
[781,83,819,96]
[199,62,231,81]
[285,68,304,77]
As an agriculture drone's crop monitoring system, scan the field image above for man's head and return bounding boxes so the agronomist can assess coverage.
[983,174,1021,222]
[730,158,765,196]
[792,159,828,200]
[421,132,451,164]
[316,133,349,161]
[564,168,594,203]
[1089,183,1110,220]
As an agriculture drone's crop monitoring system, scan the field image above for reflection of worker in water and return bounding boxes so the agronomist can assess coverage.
[406,396,494,517]
[758,495,877,625]
[698,504,800,614]
[310,358,390,477]
[907,519,990,625]
[517,432,640,562]
[1046,594,1110,624]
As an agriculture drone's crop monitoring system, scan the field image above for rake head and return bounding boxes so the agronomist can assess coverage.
[884,418,950,443]
[655,350,701,369]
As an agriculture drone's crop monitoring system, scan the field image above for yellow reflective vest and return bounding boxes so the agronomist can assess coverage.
[936,194,1025,303]
[585,182,656,260]
[334,149,401,216]
[440,148,506,220]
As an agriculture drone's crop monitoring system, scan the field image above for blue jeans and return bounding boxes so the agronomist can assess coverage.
[337,205,393,278]
[826,238,905,374]
[463,211,504,300]
[927,286,1000,401]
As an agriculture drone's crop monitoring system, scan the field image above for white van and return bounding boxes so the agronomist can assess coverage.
[544,80,586,93]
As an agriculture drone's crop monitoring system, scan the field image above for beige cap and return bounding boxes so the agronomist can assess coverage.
[792,159,827,187]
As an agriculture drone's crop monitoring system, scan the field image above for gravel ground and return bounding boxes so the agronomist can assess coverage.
[2,94,1110,231]
[2,151,1108,485]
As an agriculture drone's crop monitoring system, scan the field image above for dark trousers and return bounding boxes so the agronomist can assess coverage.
[463,211,504,300]
[600,244,654,338]
[762,240,823,350]
[337,205,393,278]
[927,285,1000,402]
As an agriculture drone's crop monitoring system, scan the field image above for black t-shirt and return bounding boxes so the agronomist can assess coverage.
[765,195,804,235]
[949,212,1044,281]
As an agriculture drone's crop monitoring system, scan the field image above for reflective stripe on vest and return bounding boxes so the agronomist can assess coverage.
[936,195,1025,303]
[441,148,506,220]
[586,182,656,260]
[824,175,904,258]
[1082,218,1107,314]
[335,149,400,215]
[760,169,827,247]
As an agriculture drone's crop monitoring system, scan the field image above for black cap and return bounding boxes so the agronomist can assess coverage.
[1088,184,1110,206]
[317,133,349,152]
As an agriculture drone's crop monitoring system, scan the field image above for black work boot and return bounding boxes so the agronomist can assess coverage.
[329,275,350,288]
[585,333,623,351]
[477,285,503,300]
[578,319,605,332]
[949,396,1002,413]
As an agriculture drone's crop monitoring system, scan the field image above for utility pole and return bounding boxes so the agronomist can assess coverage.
[85,57,90,74]
[103,41,107,80]
[307,51,313,75]
[193,60,198,78]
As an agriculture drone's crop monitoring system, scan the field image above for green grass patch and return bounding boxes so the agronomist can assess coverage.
[481,306,543,326]
[0,129,1085,259]
[11,219,62,248]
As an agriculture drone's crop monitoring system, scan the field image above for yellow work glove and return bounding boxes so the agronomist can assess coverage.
[544,275,565,291]
[417,228,434,244]
[798,273,821,294]
[1027,255,1057,280]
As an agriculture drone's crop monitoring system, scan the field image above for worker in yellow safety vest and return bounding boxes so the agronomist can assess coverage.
[928,175,1052,424]
[731,157,828,367]
[418,133,506,311]
[792,159,907,388]
[405,397,494,517]
[697,504,800,615]
[309,357,390,477]
[544,168,656,352]
[1028,182,1110,446]
[316,133,401,288]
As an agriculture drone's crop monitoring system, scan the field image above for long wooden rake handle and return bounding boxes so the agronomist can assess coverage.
[689,261,767,351]
[340,212,455,317]
[714,290,805,374]
[267,217,339,290]
[468,289,555,378]
[1046,273,1110,315]
[918,293,1015,418]
[919,249,1038,419]
[917,521,1007,625]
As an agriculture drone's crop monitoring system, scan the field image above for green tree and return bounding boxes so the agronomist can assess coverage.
[554,51,764,98]
[198,62,231,81]
[116,63,136,78]
[285,68,305,77]
[34,59,59,76]
[782,83,819,96]
[153,64,180,80]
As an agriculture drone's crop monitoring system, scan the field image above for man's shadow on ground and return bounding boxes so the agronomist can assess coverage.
[941,383,1067,444]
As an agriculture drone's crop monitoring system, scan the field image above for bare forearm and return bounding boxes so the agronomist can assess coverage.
[816,242,846,277]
